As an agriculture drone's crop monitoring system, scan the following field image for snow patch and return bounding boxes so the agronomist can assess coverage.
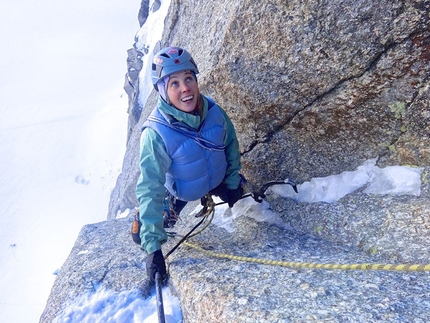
[211,197,290,233]
[363,165,421,196]
[210,159,422,233]
[52,288,182,323]
[135,0,172,109]
[74,175,90,185]
[271,158,421,203]
[116,208,132,219]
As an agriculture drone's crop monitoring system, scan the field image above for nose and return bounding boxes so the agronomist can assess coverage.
[180,81,190,92]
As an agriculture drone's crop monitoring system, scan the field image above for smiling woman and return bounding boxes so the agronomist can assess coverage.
[135,46,244,284]
[166,71,200,113]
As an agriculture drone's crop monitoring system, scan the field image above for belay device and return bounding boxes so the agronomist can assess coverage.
[163,178,299,259]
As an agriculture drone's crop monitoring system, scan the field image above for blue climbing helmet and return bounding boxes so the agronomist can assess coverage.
[151,46,199,91]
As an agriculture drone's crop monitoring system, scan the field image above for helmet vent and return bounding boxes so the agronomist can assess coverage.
[151,47,199,90]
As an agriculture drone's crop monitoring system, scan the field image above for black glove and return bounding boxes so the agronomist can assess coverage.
[146,250,167,283]
[226,186,243,208]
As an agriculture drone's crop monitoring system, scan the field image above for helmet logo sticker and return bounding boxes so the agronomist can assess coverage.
[167,48,179,54]
[174,59,180,64]
[154,57,163,64]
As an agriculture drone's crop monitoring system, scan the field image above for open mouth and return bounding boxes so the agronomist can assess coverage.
[181,95,194,103]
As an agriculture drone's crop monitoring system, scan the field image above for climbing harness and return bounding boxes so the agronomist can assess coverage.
[164,193,216,260]
[165,179,430,273]
[164,179,294,259]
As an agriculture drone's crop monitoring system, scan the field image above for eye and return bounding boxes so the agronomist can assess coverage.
[185,76,193,83]
[170,81,179,87]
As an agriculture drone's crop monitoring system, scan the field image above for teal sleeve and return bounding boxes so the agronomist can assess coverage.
[219,108,242,190]
[135,127,171,254]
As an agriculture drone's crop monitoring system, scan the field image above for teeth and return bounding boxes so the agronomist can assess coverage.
[182,95,193,102]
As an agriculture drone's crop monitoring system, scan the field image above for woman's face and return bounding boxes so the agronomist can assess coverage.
[166,70,200,113]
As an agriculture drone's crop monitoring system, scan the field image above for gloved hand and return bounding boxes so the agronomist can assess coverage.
[226,185,243,208]
[146,250,167,283]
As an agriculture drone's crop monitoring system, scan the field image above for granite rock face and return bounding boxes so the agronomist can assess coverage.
[160,0,430,185]
[270,167,430,265]
[42,0,430,322]
[41,187,430,322]
[167,197,430,323]
[108,0,429,218]
[39,218,148,322]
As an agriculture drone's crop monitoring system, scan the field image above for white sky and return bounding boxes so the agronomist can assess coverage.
[0,0,146,321]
